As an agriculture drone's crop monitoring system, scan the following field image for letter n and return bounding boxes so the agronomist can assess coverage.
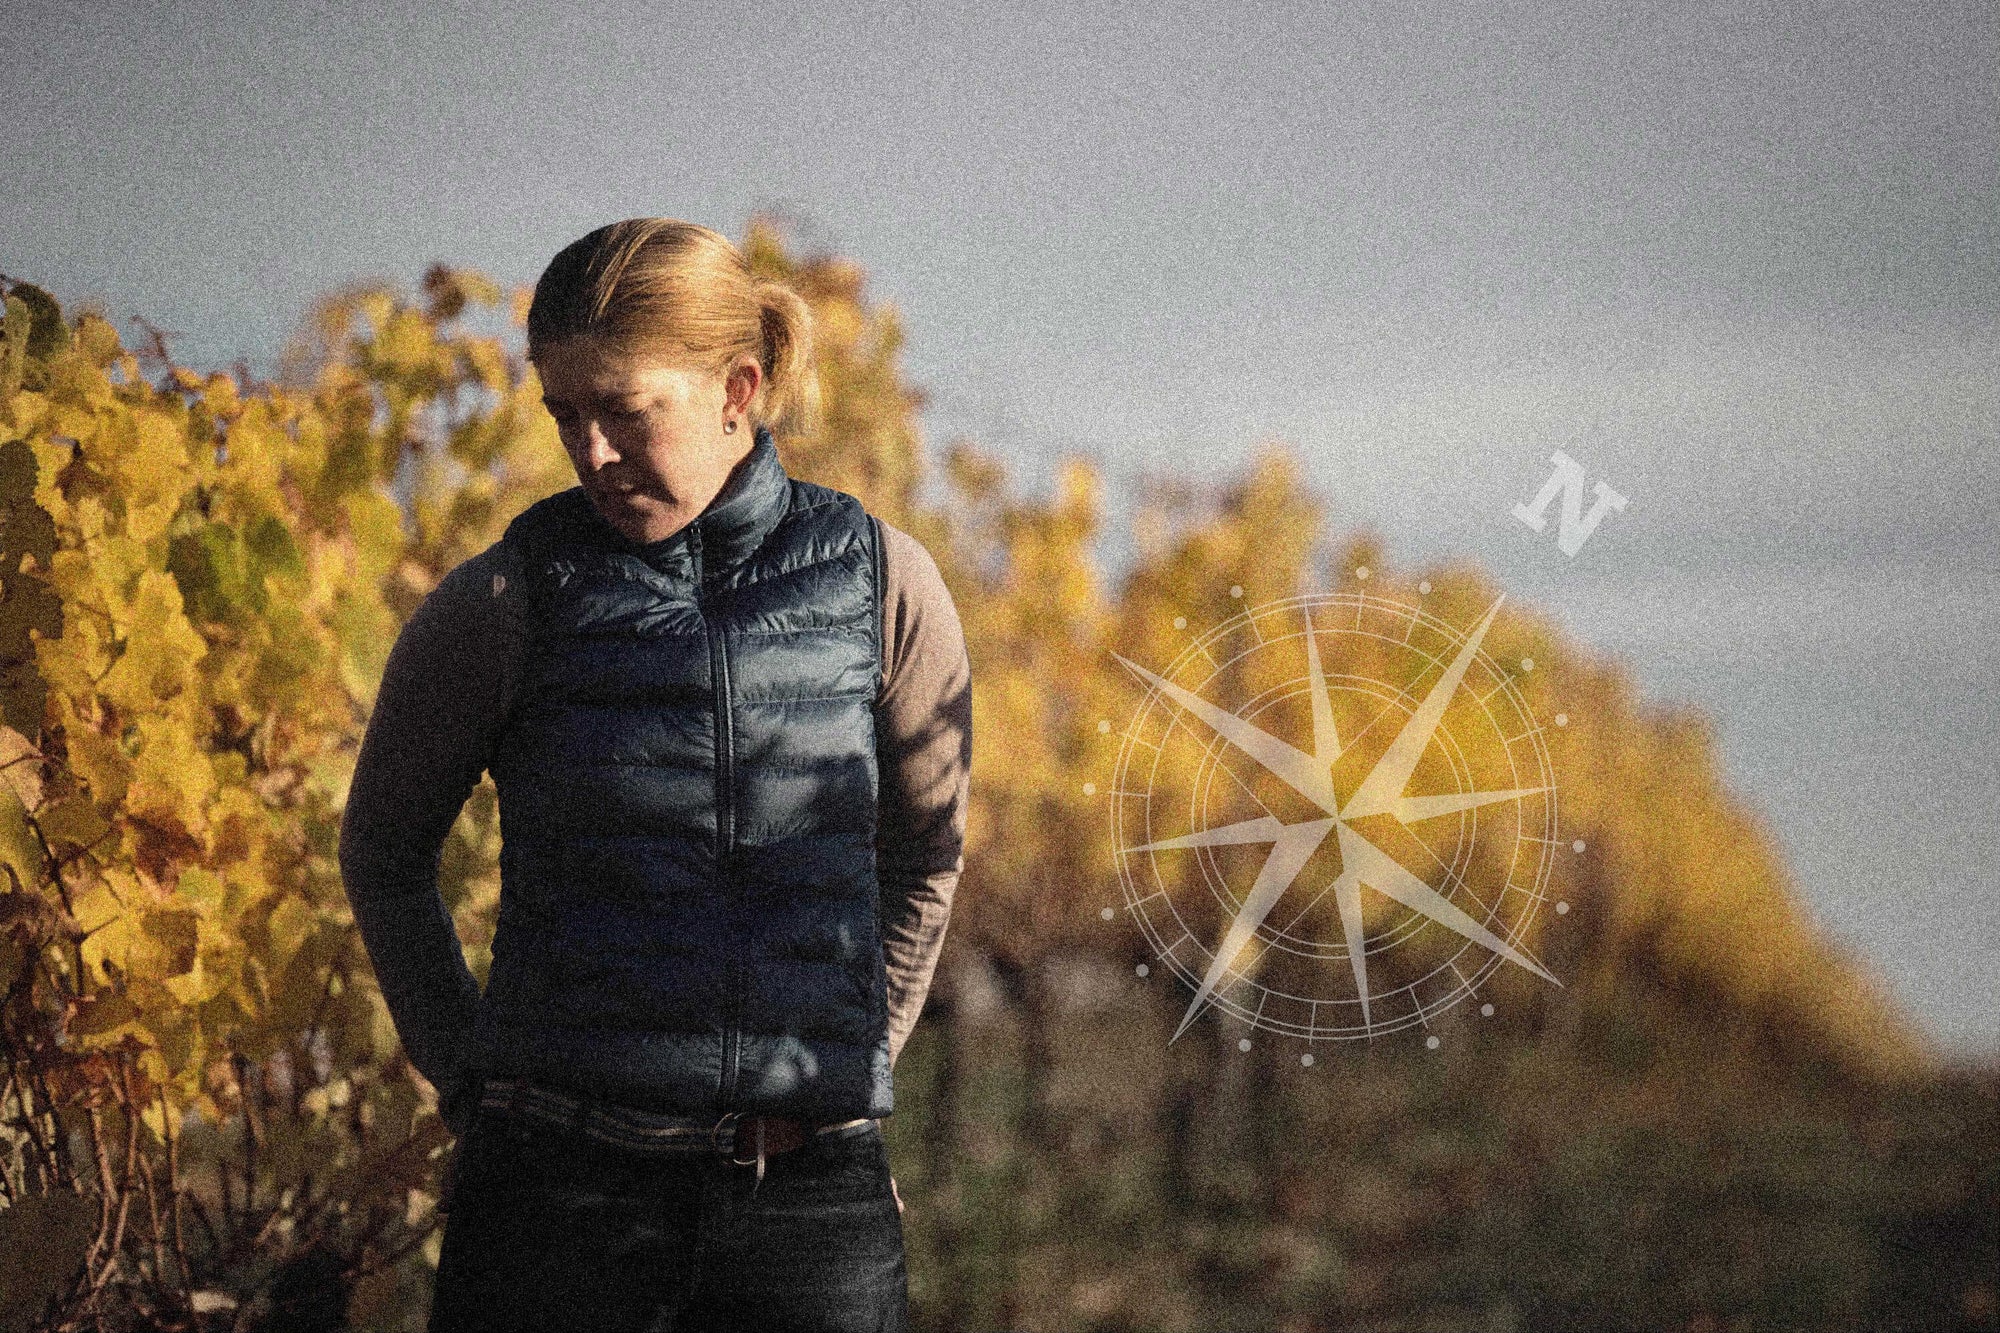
[1512,451,1629,556]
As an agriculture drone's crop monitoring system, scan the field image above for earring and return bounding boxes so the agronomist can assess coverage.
[724,419,737,433]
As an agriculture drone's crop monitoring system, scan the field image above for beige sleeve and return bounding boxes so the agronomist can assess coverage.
[873,517,973,1070]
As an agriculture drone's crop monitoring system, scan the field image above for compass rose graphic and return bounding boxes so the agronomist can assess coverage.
[1108,591,1564,1044]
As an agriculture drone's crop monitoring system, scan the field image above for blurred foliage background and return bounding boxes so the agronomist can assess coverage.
[0,221,1993,1332]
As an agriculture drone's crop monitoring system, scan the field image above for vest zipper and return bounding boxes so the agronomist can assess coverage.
[693,523,745,1105]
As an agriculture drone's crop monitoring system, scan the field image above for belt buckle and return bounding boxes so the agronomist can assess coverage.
[711,1110,745,1160]
[725,1114,766,1168]
[714,1111,768,1193]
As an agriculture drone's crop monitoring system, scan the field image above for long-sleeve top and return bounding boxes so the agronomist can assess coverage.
[336,512,972,1125]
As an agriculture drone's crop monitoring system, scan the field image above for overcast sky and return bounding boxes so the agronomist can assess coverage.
[10,0,1997,1052]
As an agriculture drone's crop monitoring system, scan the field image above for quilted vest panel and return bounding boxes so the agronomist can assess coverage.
[462,427,894,1121]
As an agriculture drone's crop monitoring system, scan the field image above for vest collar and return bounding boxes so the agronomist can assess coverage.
[577,423,792,572]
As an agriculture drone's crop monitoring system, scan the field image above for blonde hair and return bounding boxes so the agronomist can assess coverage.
[526,218,820,437]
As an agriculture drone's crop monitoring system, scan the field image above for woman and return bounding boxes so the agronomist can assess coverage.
[338,218,973,1332]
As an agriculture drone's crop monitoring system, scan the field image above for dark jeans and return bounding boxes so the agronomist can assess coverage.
[427,1108,908,1332]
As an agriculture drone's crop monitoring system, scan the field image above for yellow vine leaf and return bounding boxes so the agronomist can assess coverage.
[125,712,217,839]
[97,569,209,711]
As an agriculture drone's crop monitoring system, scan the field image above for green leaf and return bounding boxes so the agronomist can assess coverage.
[0,565,62,738]
[167,523,260,624]
[68,989,141,1037]
[245,512,305,581]
[3,284,69,362]
[0,781,44,889]
[0,295,30,399]
[32,793,109,855]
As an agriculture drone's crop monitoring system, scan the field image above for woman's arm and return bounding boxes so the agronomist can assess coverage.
[873,519,974,1071]
[337,543,526,1133]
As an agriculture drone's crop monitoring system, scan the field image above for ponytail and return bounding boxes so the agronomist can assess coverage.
[753,279,820,439]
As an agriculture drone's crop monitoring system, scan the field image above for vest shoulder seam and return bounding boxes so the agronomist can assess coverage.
[781,479,869,521]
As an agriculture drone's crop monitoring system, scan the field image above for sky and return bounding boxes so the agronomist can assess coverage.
[9,0,1998,1052]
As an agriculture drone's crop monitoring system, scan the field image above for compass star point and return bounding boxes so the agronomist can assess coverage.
[1302,611,1342,765]
[1171,815,1337,1038]
[1340,822,1560,985]
[1340,595,1508,822]
[1126,814,1288,855]
[1114,649,1338,814]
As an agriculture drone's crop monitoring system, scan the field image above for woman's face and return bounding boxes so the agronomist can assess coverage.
[533,336,762,545]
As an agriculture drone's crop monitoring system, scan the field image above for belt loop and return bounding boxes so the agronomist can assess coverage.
[753,1117,766,1195]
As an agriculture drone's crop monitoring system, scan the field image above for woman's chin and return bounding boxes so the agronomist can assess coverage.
[592,490,683,543]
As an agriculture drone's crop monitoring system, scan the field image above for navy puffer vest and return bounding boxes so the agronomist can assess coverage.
[463,426,894,1122]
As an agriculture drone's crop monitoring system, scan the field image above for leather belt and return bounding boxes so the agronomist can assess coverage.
[473,1076,874,1192]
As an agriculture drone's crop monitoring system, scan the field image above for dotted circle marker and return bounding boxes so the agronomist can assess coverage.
[1556,900,1571,915]
[1571,839,1586,854]
[1083,782,1097,796]
[1555,712,1569,727]
[1480,1002,1495,1017]
[1135,963,1149,977]
[1100,906,1115,920]
[1521,657,1535,672]
[1097,719,1111,734]
[1238,1038,1253,1052]
[1301,1053,1315,1067]
[1229,585,1243,599]
[1355,566,1371,580]
[1425,1035,1440,1050]
[1419,580,1432,594]
[1173,615,1187,629]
